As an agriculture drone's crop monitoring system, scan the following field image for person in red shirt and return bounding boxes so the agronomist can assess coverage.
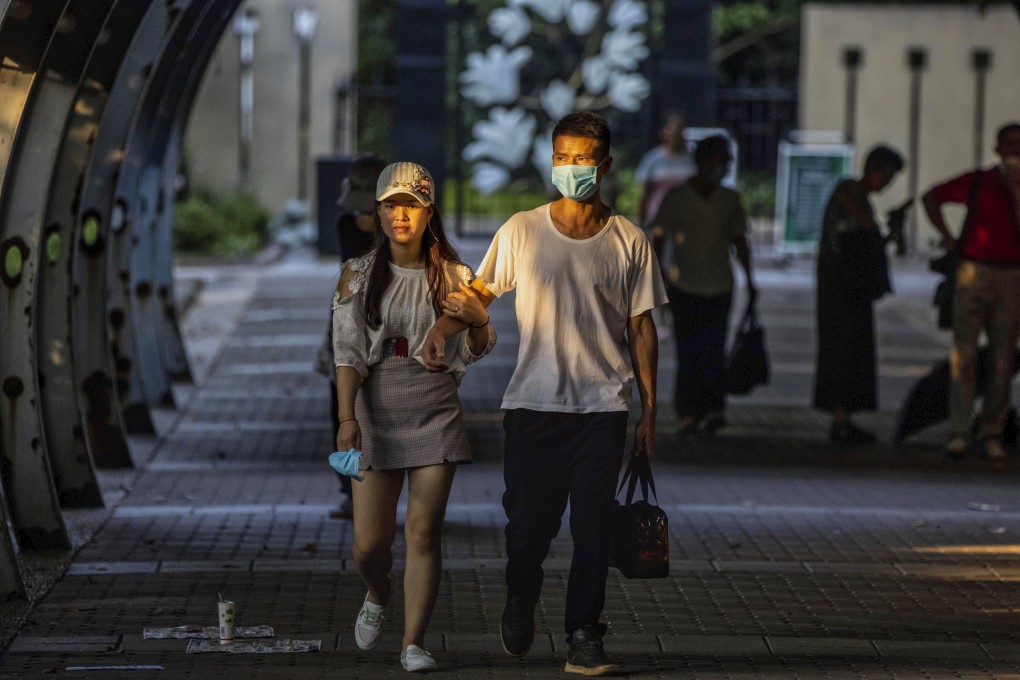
[922,122,1020,461]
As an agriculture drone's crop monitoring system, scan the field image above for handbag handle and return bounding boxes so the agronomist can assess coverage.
[616,451,658,506]
[741,303,758,331]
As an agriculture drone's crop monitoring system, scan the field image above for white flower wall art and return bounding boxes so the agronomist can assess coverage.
[458,0,652,193]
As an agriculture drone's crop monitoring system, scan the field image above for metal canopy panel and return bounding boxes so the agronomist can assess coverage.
[75,1,174,437]
[139,0,242,389]
[0,0,73,553]
[66,0,159,467]
[32,0,122,511]
[114,0,238,414]
[0,0,274,601]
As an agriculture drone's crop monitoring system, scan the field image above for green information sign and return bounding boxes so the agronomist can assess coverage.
[774,142,854,252]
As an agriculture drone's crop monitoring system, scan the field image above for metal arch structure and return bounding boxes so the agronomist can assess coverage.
[0,0,243,600]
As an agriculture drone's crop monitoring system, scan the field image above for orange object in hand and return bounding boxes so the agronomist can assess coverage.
[470,277,488,295]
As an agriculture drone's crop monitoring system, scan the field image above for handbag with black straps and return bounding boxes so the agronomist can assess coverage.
[726,303,770,395]
[609,452,669,579]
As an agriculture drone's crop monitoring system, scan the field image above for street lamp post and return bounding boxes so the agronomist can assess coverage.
[841,47,862,146]
[905,47,927,251]
[293,6,318,202]
[233,7,260,193]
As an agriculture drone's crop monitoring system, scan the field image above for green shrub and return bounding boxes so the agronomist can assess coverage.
[737,172,777,218]
[174,191,269,256]
[444,178,549,218]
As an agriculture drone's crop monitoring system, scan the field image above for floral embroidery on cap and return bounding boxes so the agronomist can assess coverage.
[391,169,432,200]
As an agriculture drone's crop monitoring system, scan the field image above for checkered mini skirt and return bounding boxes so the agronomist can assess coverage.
[354,357,472,470]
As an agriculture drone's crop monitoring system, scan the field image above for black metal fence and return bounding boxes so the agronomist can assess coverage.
[717,86,799,175]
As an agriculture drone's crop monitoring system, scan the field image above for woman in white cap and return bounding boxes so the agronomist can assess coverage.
[331,161,495,672]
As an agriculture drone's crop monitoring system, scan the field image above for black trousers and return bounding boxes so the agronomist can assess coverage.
[669,287,733,420]
[502,409,628,636]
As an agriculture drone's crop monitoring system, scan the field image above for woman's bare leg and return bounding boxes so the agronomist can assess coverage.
[401,463,457,648]
[351,468,404,606]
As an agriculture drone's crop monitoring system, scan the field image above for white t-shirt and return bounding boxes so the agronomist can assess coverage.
[476,204,668,413]
[635,145,696,226]
[635,145,696,184]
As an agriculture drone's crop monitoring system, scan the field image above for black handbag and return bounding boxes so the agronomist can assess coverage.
[833,227,891,303]
[609,452,669,579]
[726,304,769,395]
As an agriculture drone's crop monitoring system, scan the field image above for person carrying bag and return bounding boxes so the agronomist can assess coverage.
[610,451,669,579]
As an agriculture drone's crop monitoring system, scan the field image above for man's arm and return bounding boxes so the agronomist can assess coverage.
[732,234,758,304]
[627,310,658,459]
[922,186,959,250]
[422,279,496,371]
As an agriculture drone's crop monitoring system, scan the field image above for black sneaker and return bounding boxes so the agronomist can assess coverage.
[500,596,535,657]
[564,626,620,676]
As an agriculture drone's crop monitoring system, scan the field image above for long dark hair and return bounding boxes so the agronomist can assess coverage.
[362,204,463,329]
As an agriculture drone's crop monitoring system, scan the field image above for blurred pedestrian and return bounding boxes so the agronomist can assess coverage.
[314,153,387,519]
[922,122,1020,461]
[636,110,695,228]
[423,111,667,677]
[332,161,495,672]
[814,145,904,444]
[650,135,757,436]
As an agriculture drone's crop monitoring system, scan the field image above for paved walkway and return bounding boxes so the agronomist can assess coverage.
[3,241,1020,679]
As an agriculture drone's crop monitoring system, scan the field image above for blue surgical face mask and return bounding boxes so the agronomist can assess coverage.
[551,158,608,202]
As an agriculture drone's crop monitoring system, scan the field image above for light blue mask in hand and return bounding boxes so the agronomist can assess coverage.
[329,449,364,481]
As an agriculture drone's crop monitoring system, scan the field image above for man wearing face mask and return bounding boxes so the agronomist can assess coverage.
[422,111,668,676]
[922,122,1020,462]
[649,135,757,437]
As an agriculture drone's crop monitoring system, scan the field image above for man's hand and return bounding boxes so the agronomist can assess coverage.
[747,283,759,306]
[632,411,656,459]
[422,325,449,372]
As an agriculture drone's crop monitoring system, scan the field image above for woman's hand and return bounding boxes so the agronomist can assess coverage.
[442,283,488,329]
[337,418,362,453]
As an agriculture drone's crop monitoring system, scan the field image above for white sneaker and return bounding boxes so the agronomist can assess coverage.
[354,596,385,650]
[400,645,437,673]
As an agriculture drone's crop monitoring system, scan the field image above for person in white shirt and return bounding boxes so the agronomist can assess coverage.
[635,110,696,228]
[332,162,495,673]
[422,112,668,677]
